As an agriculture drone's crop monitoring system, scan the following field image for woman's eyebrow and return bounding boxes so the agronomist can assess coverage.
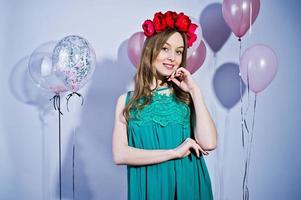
[165,42,184,49]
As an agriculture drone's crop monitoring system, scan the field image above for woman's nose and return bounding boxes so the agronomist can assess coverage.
[167,52,175,61]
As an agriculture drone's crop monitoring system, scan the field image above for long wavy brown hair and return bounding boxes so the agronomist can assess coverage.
[123,28,192,121]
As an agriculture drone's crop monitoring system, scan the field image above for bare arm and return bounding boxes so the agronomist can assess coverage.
[190,87,217,151]
[167,67,217,151]
[112,93,207,166]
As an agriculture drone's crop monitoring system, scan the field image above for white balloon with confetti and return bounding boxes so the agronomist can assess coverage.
[52,35,96,92]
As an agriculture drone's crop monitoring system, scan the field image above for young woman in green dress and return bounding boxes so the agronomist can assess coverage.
[112,11,217,200]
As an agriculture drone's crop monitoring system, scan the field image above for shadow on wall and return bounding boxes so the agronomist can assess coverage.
[7,38,135,199]
[8,55,54,199]
[58,39,136,199]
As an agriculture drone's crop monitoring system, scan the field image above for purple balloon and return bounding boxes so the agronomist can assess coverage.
[222,0,260,38]
[200,3,231,53]
[187,41,206,74]
[127,32,145,68]
[213,62,246,109]
[240,44,278,94]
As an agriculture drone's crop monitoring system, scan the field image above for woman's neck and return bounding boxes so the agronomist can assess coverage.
[151,77,169,90]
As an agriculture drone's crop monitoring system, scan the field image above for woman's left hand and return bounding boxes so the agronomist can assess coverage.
[167,67,198,93]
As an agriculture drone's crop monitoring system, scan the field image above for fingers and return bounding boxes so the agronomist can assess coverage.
[195,142,209,156]
[166,70,177,80]
[192,144,200,158]
[199,146,209,156]
[179,138,210,159]
[173,68,186,79]
[175,67,191,76]
[175,70,184,81]
[169,77,181,86]
[187,138,209,158]
[167,70,183,86]
[185,138,199,158]
[167,67,190,82]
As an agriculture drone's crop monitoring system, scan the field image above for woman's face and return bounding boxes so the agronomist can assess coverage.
[152,32,184,77]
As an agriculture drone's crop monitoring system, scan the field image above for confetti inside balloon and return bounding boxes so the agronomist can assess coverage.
[52,35,96,92]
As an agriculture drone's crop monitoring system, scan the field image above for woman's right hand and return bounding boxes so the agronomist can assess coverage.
[173,138,209,159]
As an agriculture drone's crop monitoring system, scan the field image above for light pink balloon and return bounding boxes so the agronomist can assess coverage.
[187,40,207,74]
[240,44,278,94]
[127,32,145,68]
[222,0,260,38]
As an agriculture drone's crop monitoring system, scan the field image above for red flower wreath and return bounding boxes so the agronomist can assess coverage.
[142,11,198,47]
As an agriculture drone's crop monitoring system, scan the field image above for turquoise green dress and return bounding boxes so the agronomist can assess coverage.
[126,87,213,200]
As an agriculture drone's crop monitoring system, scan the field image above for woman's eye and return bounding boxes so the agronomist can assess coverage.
[176,51,183,55]
[162,47,169,52]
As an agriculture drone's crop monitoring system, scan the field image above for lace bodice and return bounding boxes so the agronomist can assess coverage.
[127,88,191,127]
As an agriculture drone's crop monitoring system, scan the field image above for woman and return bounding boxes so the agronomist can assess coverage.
[112,11,217,200]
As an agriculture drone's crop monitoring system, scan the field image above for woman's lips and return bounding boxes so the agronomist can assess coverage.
[163,63,174,69]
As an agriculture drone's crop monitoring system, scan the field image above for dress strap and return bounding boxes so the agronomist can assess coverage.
[125,91,133,105]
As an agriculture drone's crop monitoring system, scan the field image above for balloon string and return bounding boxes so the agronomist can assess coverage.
[66,92,84,112]
[72,130,76,200]
[239,77,245,148]
[249,1,253,37]
[244,67,250,115]
[50,94,63,115]
[244,0,252,122]
[242,160,249,200]
[50,94,62,200]
[238,38,246,148]
[242,66,251,136]
[243,63,251,124]
[242,94,257,200]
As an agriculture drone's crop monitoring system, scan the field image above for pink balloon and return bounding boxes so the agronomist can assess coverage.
[127,32,145,68]
[222,0,260,38]
[186,40,207,74]
[240,44,278,94]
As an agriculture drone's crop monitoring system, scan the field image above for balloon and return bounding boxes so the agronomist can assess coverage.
[240,44,278,94]
[127,32,145,68]
[222,0,260,38]
[11,56,53,108]
[200,3,231,53]
[52,35,96,92]
[186,40,206,74]
[213,62,246,109]
[28,41,67,94]
[187,16,203,57]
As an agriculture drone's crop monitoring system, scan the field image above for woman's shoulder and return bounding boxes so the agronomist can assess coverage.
[117,92,127,103]
[117,91,134,107]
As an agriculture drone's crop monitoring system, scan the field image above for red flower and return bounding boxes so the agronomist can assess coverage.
[175,12,191,32]
[188,23,198,34]
[142,20,155,37]
[187,32,197,47]
[164,11,177,28]
[153,12,167,32]
[141,11,198,48]
[186,23,198,47]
